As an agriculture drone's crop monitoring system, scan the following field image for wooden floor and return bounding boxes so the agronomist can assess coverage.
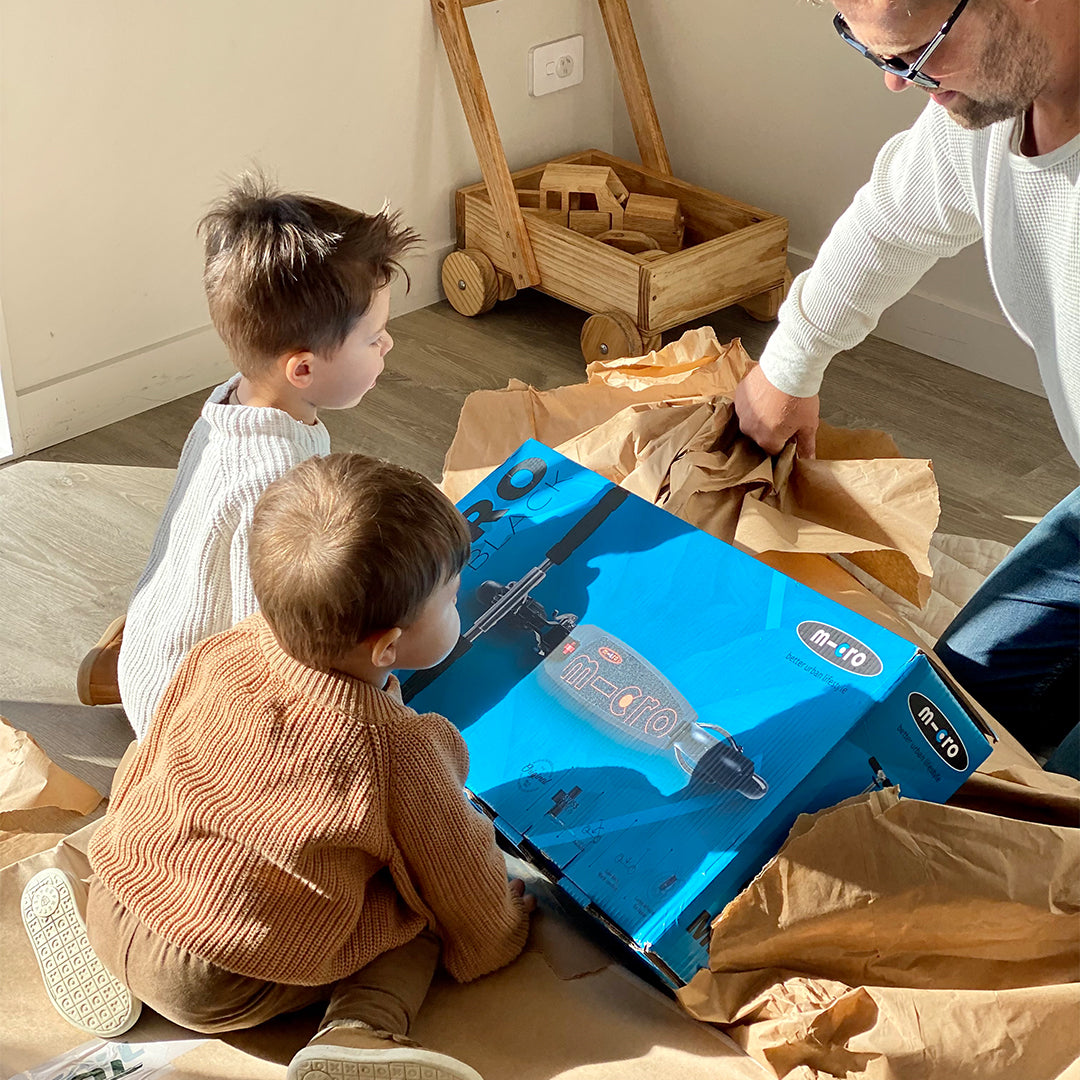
[25,291,1078,542]
[2,292,1076,790]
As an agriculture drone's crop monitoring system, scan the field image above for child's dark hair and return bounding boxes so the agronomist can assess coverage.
[198,173,420,374]
[249,453,471,670]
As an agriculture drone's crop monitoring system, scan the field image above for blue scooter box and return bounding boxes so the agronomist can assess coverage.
[400,441,994,986]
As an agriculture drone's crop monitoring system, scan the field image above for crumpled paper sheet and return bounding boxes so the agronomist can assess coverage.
[841,532,1016,650]
[0,715,104,869]
[677,785,1080,1080]
[442,328,938,605]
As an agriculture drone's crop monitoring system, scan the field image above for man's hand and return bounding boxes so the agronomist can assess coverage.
[509,877,537,914]
[734,364,820,458]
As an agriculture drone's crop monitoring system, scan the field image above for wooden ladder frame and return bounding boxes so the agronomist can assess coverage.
[432,0,673,290]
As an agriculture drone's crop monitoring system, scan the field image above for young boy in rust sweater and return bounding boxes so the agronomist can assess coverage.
[22,453,533,1080]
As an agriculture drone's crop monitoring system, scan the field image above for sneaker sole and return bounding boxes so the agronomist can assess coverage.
[288,1044,483,1080]
[21,867,142,1037]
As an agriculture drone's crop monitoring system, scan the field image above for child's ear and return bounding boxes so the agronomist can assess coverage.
[282,350,317,389]
[368,626,403,669]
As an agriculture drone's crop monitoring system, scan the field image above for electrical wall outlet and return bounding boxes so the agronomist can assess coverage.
[528,35,584,97]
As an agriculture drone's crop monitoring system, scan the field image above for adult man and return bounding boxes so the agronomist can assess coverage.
[734,0,1078,776]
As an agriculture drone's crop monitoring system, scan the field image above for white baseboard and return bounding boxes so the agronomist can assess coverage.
[399,242,454,316]
[787,251,1044,398]
[12,246,454,457]
[0,296,20,462]
[16,327,235,454]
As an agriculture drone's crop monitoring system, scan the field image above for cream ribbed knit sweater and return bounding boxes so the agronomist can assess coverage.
[117,375,330,741]
[759,101,1080,464]
[91,614,530,986]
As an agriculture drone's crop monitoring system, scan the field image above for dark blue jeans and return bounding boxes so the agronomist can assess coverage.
[936,487,1079,779]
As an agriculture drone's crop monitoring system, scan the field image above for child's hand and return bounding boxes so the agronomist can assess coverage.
[509,877,537,914]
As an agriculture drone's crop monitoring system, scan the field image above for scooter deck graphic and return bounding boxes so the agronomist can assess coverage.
[537,625,767,798]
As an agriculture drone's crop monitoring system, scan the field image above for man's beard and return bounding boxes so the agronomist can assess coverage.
[945,3,1050,129]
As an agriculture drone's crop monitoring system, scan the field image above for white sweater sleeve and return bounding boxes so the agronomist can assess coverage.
[229,502,259,624]
[759,103,985,398]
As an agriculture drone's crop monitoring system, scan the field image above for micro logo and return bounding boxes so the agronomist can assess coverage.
[598,646,623,664]
[796,621,883,677]
[908,692,968,770]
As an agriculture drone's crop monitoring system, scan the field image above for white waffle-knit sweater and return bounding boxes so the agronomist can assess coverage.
[117,375,330,740]
[759,101,1080,465]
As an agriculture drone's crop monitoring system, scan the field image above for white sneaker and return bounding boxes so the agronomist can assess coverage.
[288,1021,483,1080]
[21,867,142,1037]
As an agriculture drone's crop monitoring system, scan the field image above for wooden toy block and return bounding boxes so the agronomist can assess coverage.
[568,210,615,237]
[522,206,572,227]
[520,190,563,227]
[539,163,628,227]
[623,192,684,253]
[596,229,660,254]
[457,148,789,341]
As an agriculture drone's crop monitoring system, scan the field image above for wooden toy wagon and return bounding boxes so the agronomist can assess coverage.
[434,0,790,362]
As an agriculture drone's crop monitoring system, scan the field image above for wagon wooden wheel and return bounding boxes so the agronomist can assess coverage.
[739,267,794,322]
[580,310,643,363]
[441,248,499,316]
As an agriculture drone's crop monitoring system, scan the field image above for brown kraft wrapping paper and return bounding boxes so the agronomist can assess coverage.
[676,785,1080,1080]
[0,716,104,869]
[441,328,939,605]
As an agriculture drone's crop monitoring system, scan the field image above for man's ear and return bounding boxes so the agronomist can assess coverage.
[283,350,317,390]
[369,626,403,669]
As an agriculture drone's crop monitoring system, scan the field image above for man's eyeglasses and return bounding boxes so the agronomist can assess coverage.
[833,0,969,90]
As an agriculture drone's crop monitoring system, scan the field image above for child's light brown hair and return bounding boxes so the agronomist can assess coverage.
[198,174,420,375]
[249,453,471,670]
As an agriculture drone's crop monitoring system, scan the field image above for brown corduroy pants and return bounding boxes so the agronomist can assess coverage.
[86,877,440,1036]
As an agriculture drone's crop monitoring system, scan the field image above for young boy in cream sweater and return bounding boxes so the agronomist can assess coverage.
[111,175,418,740]
[24,453,533,1080]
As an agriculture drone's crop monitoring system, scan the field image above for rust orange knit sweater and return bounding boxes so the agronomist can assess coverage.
[89,614,529,986]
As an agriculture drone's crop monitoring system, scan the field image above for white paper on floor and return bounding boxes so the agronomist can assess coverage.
[9,1037,206,1080]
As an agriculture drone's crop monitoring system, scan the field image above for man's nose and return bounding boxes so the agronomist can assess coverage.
[884,71,912,93]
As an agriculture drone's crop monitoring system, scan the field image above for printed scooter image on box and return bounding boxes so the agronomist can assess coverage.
[399,441,993,986]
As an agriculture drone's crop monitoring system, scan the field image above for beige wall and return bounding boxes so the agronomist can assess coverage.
[617,0,1042,396]
[0,0,1045,459]
[0,0,615,455]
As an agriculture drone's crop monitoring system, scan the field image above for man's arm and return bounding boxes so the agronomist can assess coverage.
[738,102,984,454]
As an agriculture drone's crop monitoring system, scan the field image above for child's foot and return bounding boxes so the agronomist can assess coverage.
[76,614,125,705]
[288,1020,483,1080]
[21,868,142,1037]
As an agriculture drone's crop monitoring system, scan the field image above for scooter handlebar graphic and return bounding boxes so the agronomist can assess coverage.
[545,486,628,565]
[401,485,629,702]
